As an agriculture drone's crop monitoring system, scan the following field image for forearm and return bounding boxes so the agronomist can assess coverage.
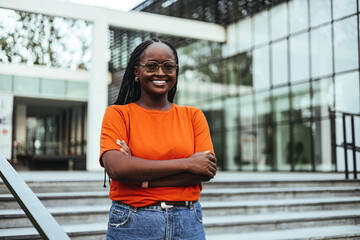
[149,173,211,188]
[103,150,188,183]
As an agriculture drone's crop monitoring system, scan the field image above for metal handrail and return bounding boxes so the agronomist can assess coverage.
[331,111,359,180]
[0,153,70,240]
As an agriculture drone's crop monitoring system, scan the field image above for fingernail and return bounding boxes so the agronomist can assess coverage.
[122,140,125,143]
[205,150,210,153]
[120,148,125,152]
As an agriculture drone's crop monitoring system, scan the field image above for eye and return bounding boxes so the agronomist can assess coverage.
[163,62,176,71]
[145,62,158,71]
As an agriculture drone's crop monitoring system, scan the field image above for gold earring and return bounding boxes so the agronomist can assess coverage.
[135,77,139,82]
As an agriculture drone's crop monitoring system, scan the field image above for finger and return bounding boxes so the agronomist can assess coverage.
[120,148,130,156]
[201,150,211,154]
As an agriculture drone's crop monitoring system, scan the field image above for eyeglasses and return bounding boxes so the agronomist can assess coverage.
[138,61,177,74]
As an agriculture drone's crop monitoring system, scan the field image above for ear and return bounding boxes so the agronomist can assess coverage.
[134,66,139,78]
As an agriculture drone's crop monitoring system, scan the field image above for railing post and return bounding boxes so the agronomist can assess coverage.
[0,153,70,240]
[342,115,349,180]
[351,115,357,179]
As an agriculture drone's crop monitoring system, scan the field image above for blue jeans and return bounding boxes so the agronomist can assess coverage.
[106,201,206,240]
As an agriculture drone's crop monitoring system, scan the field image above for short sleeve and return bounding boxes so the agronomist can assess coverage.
[192,108,215,156]
[99,106,129,167]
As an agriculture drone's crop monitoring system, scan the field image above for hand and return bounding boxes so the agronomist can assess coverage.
[116,139,132,156]
[187,151,217,178]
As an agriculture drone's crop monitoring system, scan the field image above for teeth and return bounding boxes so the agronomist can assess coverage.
[152,81,166,84]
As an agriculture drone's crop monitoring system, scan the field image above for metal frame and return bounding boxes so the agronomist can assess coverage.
[0,153,70,239]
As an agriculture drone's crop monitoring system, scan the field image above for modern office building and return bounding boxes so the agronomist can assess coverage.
[0,0,359,173]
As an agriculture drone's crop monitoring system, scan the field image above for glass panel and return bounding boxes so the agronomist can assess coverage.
[256,126,272,171]
[253,45,270,90]
[334,16,358,73]
[274,124,291,170]
[272,40,288,86]
[289,0,308,33]
[41,79,66,97]
[333,0,357,20]
[290,32,309,82]
[240,128,255,170]
[240,94,254,126]
[310,0,331,27]
[67,81,88,99]
[273,86,290,122]
[237,18,252,52]
[293,122,312,171]
[292,82,311,120]
[0,74,12,92]
[335,71,360,114]
[312,78,334,118]
[270,3,287,40]
[313,119,335,171]
[254,10,269,46]
[311,25,333,78]
[224,96,239,129]
[225,130,241,170]
[239,52,253,87]
[255,91,271,124]
[14,76,40,95]
[212,131,225,170]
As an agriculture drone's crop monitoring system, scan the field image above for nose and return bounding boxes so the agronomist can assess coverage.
[155,65,166,76]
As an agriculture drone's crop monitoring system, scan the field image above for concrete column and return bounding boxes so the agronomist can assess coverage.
[86,12,108,171]
[15,104,27,144]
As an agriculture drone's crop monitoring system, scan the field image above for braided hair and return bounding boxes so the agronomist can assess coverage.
[114,38,179,105]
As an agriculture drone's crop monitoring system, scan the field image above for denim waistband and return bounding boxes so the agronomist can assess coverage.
[113,200,199,212]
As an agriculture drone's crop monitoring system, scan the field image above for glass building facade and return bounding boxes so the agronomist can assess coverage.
[108,0,359,172]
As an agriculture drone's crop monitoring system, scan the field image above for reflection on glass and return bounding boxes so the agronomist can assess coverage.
[289,0,308,33]
[290,32,309,82]
[292,83,311,120]
[333,0,357,19]
[334,16,358,73]
[274,124,291,170]
[273,86,290,122]
[41,79,65,97]
[67,81,88,99]
[310,0,331,27]
[240,128,255,170]
[237,18,252,52]
[293,122,312,171]
[212,132,225,170]
[312,78,333,118]
[335,71,360,113]
[14,76,40,95]
[225,130,241,170]
[0,74,12,92]
[239,52,253,87]
[272,40,288,86]
[255,91,271,124]
[270,3,287,40]
[313,119,334,171]
[253,10,269,46]
[253,45,270,90]
[225,96,239,129]
[240,93,254,126]
[256,126,272,171]
[311,25,332,78]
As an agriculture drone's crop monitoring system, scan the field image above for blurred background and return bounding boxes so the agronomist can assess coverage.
[0,0,359,174]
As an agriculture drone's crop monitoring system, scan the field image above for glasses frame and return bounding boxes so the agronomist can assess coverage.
[138,60,178,74]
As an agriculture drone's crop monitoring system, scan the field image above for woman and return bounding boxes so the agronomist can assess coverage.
[100,38,217,240]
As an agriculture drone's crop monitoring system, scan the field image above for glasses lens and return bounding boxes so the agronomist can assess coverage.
[163,62,176,73]
[144,61,159,72]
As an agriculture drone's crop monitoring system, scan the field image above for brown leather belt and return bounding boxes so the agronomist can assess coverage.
[149,201,197,209]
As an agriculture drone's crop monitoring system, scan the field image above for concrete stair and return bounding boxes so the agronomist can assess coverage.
[0,171,359,239]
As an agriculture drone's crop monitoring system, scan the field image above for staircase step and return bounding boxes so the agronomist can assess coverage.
[200,186,360,201]
[0,191,111,209]
[206,225,360,240]
[201,197,360,216]
[203,209,360,235]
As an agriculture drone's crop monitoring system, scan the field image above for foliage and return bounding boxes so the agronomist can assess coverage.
[0,8,92,70]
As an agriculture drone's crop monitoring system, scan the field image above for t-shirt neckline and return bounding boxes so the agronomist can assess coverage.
[130,102,175,114]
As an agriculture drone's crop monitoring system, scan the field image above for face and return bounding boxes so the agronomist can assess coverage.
[134,43,177,100]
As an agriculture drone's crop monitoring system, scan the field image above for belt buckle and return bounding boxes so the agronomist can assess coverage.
[161,202,173,209]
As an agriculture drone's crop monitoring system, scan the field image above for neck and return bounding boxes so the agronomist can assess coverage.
[136,95,172,111]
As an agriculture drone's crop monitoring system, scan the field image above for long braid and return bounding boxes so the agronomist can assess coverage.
[114,38,179,105]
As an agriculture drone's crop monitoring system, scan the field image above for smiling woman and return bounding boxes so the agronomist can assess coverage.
[99,38,216,240]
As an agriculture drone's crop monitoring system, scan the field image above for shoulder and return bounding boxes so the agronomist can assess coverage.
[174,104,201,114]
[104,104,131,118]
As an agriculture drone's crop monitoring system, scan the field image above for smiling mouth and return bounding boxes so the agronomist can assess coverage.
[152,80,167,85]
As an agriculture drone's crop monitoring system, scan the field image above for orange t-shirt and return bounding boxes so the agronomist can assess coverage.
[99,103,214,207]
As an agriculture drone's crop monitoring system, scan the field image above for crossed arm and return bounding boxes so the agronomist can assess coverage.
[102,140,217,188]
